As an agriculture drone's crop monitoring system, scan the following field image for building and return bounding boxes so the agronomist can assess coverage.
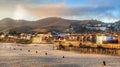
[96,35,118,44]
[96,36,106,44]
[86,23,107,31]
[32,36,42,43]
[87,26,106,31]
[32,33,52,44]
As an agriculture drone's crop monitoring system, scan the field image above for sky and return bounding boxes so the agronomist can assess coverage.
[0,0,120,23]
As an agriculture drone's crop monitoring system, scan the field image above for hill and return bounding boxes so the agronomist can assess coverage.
[0,17,102,33]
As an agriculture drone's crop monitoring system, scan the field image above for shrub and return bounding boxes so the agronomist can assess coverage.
[17,39,32,44]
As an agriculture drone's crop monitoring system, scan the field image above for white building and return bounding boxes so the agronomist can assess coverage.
[0,34,6,39]
[86,26,107,31]
[96,36,106,44]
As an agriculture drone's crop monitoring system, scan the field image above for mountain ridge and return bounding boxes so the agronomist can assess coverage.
[0,17,104,33]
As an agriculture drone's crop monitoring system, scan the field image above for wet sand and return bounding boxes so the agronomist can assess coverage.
[0,43,120,67]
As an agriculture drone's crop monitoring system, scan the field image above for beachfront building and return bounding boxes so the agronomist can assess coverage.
[32,36,42,43]
[118,36,120,44]
[0,34,6,39]
[32,33,52,44]
[96,35,118,44]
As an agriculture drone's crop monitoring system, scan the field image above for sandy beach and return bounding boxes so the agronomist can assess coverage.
[0,43,120,67]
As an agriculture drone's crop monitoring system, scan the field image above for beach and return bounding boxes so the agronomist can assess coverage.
[0,43,120,67]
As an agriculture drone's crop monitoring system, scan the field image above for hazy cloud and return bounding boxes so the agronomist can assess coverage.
[0,0,120,22]
[25,4,114,18]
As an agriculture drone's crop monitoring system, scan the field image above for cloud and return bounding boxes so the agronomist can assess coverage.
[0,0,65,6]
[25,3,67,17]
[0,0,120,22]
[25,3,114,18]
[13,5,29,20]
[16,2,118,23]
[88,0,120,7]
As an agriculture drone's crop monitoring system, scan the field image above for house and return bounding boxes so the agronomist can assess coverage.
[87,26,106,31]
[86,23,107,31]
[96,35,107,44]
[118,36,120,44]
[32,33,52,44]
[96,35,118,44]
[32,36,42,43]
[0,34,6,39]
